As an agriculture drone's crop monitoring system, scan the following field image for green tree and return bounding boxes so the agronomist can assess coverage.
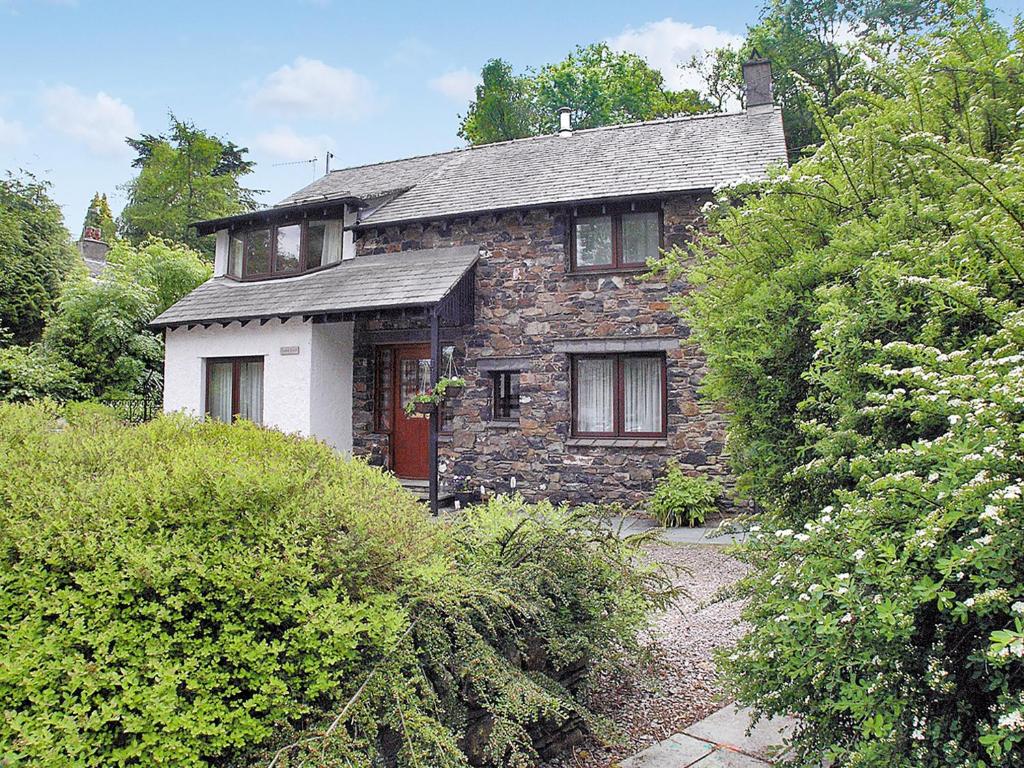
[82,191,116,243]
[0,173,78,346]
[691,0,945,156]
[41,238,210,397]
[119,115,260,257]
[459,43,712,145]
[655,10,1024,764]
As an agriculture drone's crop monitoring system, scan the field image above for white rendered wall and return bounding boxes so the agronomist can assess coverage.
[162,317,354,452]
[310,322,354,453]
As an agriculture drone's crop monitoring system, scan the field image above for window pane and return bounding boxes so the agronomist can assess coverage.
[275,224,301,273]
[493,372,520,420]
[228,235,243,277]
[575,358,614,433]
[377,349,393,431]
[574,216,613,268]
[621,212,660,264]
[207,361,233,423]
[623,356,662,433]
[243,228,271,276]
[305,221,328,270]
[238,361,263,424]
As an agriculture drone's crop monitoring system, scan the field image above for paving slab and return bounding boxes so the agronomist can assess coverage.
[683,705,795,761]
[617,733,716,767]
[603,515,749,546]
[691,749,771,766]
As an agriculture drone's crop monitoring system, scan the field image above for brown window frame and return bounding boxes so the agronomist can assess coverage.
[205,356,264,424]
[230,219,336,281]
[569,200,664,273]
[374,347,394,434]
[491,370,521,421]
[570,352,667,438]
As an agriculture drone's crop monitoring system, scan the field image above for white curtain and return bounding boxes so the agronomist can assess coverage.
[207,362,233,423]
[576,358,614,432]
[621,212,659,264]
[624,356,661,432]
[238,361,263,424]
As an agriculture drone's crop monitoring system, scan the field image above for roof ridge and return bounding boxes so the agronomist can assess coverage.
[324,108,764,176]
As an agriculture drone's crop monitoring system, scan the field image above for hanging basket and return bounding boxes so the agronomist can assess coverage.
[413,400,436,414]
[443,382,464,396]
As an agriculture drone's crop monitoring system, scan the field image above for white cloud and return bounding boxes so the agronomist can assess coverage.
[251,57,374,119]
[250,126,334,162]
[608,18,743,92]
[39,85,137,156]
[429,68,480,104]
[0,116,27,146]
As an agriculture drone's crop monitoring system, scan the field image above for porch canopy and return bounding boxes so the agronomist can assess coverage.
[149,244,479,330]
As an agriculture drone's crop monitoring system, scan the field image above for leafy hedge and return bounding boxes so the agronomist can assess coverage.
[655,13,1024,767]
[0,404,669,766]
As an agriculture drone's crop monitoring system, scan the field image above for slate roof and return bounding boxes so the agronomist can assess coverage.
[150,245,479,329]
[277,108,787,227]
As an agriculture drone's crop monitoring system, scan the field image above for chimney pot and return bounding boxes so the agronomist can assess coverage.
[558,107,572,136]
[742,55,774,112]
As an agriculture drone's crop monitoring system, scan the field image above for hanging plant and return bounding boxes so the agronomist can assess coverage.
[402,377,467,417]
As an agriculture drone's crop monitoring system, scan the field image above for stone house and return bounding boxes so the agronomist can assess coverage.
[151,59,787,510]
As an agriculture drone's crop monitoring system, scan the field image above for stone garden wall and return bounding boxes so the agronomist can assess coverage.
[351,195,734,507]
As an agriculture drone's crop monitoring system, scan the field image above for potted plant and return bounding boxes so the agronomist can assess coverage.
[405,391,439,416]
[434,376,466,398]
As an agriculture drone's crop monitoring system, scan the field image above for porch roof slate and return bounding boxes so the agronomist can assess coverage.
[149,244,480,329]
[276,108,787,227]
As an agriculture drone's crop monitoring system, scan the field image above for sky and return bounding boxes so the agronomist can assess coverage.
[2,0,1023,235]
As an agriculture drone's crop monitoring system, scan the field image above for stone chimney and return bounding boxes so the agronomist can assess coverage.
[558,107,572,137]
[78,226,110,278]
[742,54,774,113]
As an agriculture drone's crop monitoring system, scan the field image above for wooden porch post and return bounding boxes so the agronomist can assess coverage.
[428,307,440,515]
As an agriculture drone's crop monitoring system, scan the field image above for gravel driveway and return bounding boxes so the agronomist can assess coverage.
[546,542,749,768]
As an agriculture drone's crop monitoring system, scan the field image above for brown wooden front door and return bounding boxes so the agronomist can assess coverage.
[391,344,432,479]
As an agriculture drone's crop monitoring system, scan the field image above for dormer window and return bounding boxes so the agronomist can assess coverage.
[227,219,341,280]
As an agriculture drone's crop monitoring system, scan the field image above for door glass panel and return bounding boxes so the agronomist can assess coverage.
[400,360,419,410]
[207,361,233,423]
[574,216,613,268]
[275,224,301,273]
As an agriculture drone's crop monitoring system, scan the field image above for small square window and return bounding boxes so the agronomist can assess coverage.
[492,371,520,421]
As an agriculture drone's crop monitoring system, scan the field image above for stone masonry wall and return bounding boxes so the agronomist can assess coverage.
[351,195,733,507]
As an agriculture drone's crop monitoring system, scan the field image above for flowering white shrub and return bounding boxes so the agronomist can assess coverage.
[652,12,1024,767]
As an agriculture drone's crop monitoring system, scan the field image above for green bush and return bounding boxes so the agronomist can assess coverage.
[0,403,440,767]
[0,405,670,767]
[648,464,721,527]
[653,13,1024,767]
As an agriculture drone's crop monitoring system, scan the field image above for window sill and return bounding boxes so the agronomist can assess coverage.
[484,420,519,430]
[567,266,647,277]
[567,437,668,448]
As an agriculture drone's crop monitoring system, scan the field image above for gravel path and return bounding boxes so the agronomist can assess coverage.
[546,542,749,768]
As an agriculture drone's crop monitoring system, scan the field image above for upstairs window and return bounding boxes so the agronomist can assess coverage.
[570,201,662,272]
[229,220,338,279]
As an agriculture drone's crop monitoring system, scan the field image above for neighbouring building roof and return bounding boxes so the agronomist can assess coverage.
[149,245,480,329]
[276,108,787,228]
